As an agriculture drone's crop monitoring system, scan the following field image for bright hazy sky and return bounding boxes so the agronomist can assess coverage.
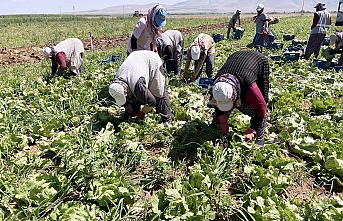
[0,0,185,15]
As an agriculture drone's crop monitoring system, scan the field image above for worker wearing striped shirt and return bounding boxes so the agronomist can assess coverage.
[207,51,270,146]
[109,50,171,123]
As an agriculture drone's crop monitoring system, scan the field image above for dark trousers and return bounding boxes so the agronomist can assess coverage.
[165,50,183,75]
[304,33,326,59]
[194,53,215,78]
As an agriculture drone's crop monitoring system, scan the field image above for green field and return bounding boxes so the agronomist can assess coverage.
[0,14,343,220]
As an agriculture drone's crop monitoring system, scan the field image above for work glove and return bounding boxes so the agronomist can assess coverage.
[245,128,256,142]
[218,115,228,134]
[190,74,198,82]
[263,30,268,35]
[129,111,139,117]
[138,111,145,119]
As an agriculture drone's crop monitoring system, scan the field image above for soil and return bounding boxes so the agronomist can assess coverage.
[0,22,227,66]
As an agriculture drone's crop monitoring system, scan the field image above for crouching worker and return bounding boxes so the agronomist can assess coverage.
[43,38,84,77]
[207,51,270,146]
[183,33,215,82]
[109,50,172,123]
[157,29,184,76]
[329,32,343,65]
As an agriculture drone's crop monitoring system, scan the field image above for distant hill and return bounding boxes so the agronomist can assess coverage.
[78,0,339,15]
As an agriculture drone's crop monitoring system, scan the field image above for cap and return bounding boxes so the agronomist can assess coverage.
[155,8,167,27]
[256,4,264,12]
[314,2,326,10]
[330,33,339,45]
[109,83,126,106]
[212,82,234,111]
[191,45,201,60]
[314,2,325,8]
[43,47,51,56]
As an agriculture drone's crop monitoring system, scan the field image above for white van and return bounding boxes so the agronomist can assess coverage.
[336,0,343,26]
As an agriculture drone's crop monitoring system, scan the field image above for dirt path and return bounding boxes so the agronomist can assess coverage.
[0,22,227,66]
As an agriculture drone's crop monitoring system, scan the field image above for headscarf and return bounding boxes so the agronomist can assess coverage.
[147,5,165,52]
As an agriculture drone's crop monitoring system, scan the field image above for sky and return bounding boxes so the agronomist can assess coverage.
[0,0,185,15]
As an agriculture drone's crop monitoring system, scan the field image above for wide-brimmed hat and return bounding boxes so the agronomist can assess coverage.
[155,8,167,27]
[212,82,234,111]
[314,2,326,10]
[191,45,201,60]
[109,83,126,106]
[330,33,339,45]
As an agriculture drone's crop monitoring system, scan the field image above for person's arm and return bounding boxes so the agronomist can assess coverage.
[311,13,319,29]
[330,15,332,25]
[134,77,156,114]
[191,53,206,82]
[245,82,267,131]
[51,57,58,75]
[165,45,173,61]
[55,52,67,71]
[183,48,192,79]
[131,34,138,51]
[131,18,147,51]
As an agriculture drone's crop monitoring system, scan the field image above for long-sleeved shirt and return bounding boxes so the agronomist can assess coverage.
[184,33,215,77]
[213,51,270,131]
[115,50,166,113]
[228,13,241,28]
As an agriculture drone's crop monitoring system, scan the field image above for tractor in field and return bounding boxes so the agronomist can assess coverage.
[133,11,143,17]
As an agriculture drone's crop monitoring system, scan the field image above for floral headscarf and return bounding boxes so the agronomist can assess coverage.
[147,5,165,52]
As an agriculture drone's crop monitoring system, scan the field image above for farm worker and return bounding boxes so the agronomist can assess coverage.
[304,2,331,60]
[329,32,343,65]
[127,5,167,54]
[43,38,84,76]
[108,50,172,123]
[207,51,270,146]
[252,4,271,53]
[156,29,184,76]
[183,33,215,82]
[227,10,241,39]
[268,16,280,27]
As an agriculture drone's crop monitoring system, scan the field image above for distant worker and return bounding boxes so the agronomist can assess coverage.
[127,5,167,54]
[43,38,84,77]
[252,4,270,53]
[304,2,331,60]
[183,33,215,82]
[227,10,241,39]
[109,50,172,123]
[156,29,184,76]
[329,32,343,65]
[207,51,270,146]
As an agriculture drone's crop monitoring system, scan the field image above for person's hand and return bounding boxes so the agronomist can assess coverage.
[190,74,198,82]
[233,26,236,29]
[245,128,256,142]
[129,111,139,117]
[263,30,268,35]
[218,115,228,134]
[183,71,188,80]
